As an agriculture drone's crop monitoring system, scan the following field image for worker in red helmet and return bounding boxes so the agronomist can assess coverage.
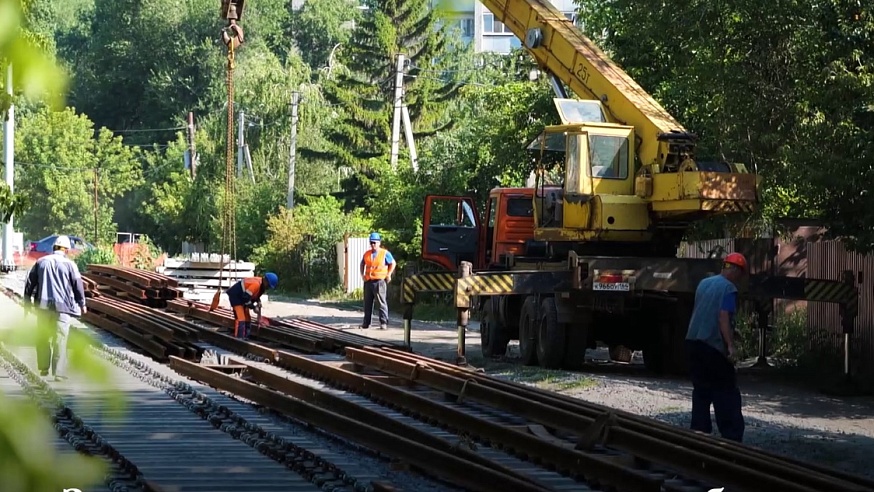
[684,252,748,442]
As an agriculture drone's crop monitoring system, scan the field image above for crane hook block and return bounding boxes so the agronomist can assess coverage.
[221,22,245,49]
[220,0,245,21]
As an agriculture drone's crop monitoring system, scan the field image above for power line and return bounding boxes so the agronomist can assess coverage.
[110,126,186,133]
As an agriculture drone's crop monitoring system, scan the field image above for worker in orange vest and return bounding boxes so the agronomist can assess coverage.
[226,272,278,338]
[359,232,396,330]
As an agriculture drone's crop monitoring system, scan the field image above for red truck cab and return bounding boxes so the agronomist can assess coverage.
[421,188,536,271]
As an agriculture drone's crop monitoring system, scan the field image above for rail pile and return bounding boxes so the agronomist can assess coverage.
[82,297,205,361]
[83,264,183,307]
[80,265,402,358]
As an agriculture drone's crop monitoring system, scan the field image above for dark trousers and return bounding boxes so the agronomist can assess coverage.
[362,279,388,327]
[686,340,745,442]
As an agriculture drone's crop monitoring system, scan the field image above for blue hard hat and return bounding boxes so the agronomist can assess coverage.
[369,232,381,242]
[264,272,279,289]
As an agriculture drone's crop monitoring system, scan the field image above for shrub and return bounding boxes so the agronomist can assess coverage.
[735,307,808,363]
[251,197,373,294]
[74,246,118,273]
[129,235,165,270]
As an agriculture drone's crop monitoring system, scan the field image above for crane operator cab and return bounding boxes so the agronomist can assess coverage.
[529,98,760,250]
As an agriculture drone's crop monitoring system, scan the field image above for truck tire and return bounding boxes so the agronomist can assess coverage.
[518,296,538,366]
[609,345,633,363]
[536,297,566,369]
[562,323,589,370]
[480,297,509,358]
[644,300,692,376]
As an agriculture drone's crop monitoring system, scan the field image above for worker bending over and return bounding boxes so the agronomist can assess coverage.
[685,252,747,442]
[226,272,278,338]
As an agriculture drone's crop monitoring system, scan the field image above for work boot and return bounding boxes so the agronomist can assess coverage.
[379,323,387,330]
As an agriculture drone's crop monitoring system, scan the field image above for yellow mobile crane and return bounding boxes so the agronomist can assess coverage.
[401,0,858,374]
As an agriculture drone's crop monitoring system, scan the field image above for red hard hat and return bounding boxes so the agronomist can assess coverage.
[724,252,747,271]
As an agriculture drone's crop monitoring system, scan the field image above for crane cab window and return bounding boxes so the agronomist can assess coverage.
[554,99,607,124]
[506,198,533,217]
[430,199,477,228]
[589,135,628,180]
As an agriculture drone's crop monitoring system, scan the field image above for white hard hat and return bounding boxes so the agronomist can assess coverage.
[53,235,72,249]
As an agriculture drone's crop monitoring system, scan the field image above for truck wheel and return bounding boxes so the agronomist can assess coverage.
[480,297,509,358]
[609,345,633,363]
[644,300,692,376]
[666,298,693,376]
[518,296,538,366]
[562,323,589,370]
[536,297,566,369]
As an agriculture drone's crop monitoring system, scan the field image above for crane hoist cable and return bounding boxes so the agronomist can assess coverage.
[211,20,244,312]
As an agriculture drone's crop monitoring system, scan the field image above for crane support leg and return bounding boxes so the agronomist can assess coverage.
[456,261,473,366]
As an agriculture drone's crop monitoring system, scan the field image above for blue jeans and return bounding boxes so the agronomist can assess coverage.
[686,340,745,442]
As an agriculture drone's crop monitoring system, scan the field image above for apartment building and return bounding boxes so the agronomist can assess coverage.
[438,0,580,54]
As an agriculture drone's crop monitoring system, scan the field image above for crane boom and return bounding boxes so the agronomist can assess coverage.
[479,0,694,169]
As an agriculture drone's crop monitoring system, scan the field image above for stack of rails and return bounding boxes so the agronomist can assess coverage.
[165,299,403,354]
[81,276,101,298]
[82,296,205,361]
[83,264,183,307]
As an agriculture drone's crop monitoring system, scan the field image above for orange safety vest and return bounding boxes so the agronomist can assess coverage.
[362,248,389,281]
[242,277,264,301]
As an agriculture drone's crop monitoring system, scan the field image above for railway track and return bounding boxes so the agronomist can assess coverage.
[4,265,874,492]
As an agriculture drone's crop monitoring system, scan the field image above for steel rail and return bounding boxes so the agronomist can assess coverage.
[345,347,863,492]
[86,264,179,288]
[168,356,553,492]
[374,347,874,492]
[227,357,552,490]
[258,350,664,491]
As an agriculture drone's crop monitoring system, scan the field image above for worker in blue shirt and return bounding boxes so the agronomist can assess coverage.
[685,252,747,442]
[359,232,396,330]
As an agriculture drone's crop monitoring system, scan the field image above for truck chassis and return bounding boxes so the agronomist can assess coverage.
[400,253,858,376]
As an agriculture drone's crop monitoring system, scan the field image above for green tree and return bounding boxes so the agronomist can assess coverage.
[363,80,557,258]
[310,0,468,205]
[71,0,224,132]
[576,0,874,248]
[15,106,144,244]
[292,0,360,71]
[251,196,373,293]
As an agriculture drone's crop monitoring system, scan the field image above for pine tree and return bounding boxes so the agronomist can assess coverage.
[305,0,467,171]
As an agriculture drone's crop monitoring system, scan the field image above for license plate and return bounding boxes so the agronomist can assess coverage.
[593,282,631,291]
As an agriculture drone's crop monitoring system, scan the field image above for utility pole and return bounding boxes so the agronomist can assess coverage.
[287,91,300,210]
[237,110,245,177]
[389,53,405,170]
[2,64,14,271]
[401,104,418,172]
[93,166,99,245]
[187,111,197,179]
